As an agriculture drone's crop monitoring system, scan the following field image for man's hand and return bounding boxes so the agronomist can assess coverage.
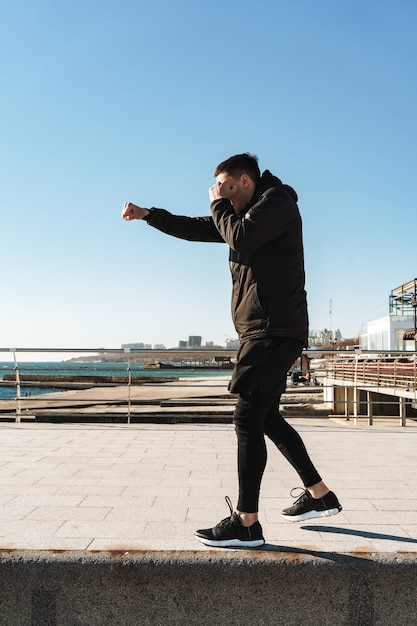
[121,202,150,221]
[209,181,238,203]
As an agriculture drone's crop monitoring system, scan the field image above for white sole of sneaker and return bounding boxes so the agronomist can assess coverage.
[194,535,265,548]
[281,506,341,522]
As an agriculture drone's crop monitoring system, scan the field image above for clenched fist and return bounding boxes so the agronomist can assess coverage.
[121,202,150,221]
[209,181,238,203]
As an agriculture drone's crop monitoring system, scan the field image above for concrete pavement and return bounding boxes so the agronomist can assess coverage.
[0,416,416,553]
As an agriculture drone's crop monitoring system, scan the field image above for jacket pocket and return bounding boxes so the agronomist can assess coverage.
[232,282,268,336]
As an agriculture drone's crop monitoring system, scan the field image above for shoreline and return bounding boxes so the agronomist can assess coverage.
[0,376,233,415]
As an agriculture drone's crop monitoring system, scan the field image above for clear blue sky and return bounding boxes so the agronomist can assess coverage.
[1,0,416,350]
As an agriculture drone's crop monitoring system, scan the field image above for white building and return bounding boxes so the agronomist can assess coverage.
[360,278,417,351]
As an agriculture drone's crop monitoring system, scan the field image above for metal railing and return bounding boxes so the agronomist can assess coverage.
[0,347,234,424]
[328,356,417,389]
[316,350,417,426]
[1,347,417,425]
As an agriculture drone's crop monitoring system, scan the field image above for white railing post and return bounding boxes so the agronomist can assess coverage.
[124,348,132,424]
[11,349,21,424]
[354,354,359,425]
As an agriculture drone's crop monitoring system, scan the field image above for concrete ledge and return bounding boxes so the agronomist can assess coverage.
[1,550,417,625]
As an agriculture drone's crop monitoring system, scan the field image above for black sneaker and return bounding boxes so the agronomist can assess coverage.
[194,497,265,548]
[281,488,342,522]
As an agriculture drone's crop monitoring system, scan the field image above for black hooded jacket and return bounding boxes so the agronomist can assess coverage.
[144,170,308,346]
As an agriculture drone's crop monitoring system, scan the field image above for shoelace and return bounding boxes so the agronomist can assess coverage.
[289,487,310,504]
[215,496,237,530]
[225,495,234,515]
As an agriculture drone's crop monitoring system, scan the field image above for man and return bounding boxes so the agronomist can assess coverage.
[122,153,341,548]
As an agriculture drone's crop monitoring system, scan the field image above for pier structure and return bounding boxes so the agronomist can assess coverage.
[322,351,417,426]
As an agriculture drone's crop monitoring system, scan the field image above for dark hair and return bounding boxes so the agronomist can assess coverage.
[214,153,260,183]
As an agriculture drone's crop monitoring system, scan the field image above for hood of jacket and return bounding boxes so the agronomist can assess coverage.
[254,170,298,203]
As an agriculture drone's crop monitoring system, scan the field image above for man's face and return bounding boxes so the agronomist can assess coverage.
[215,173,239,187]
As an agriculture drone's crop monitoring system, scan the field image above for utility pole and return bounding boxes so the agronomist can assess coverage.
[412,281,417,352]
[329,298,333,347]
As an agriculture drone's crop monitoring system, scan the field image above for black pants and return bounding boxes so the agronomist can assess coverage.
[230,337,322,513]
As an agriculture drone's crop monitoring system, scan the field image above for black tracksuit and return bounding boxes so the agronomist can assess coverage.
[144,170,321,511]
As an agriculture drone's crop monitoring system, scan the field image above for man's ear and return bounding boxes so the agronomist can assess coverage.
[241,173,251,188]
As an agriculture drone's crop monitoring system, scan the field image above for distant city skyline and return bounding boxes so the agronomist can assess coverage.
[121,336,242,350]
[121,328,345,350]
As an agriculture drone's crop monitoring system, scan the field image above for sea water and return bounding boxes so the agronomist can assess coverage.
[0,361,231,400]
